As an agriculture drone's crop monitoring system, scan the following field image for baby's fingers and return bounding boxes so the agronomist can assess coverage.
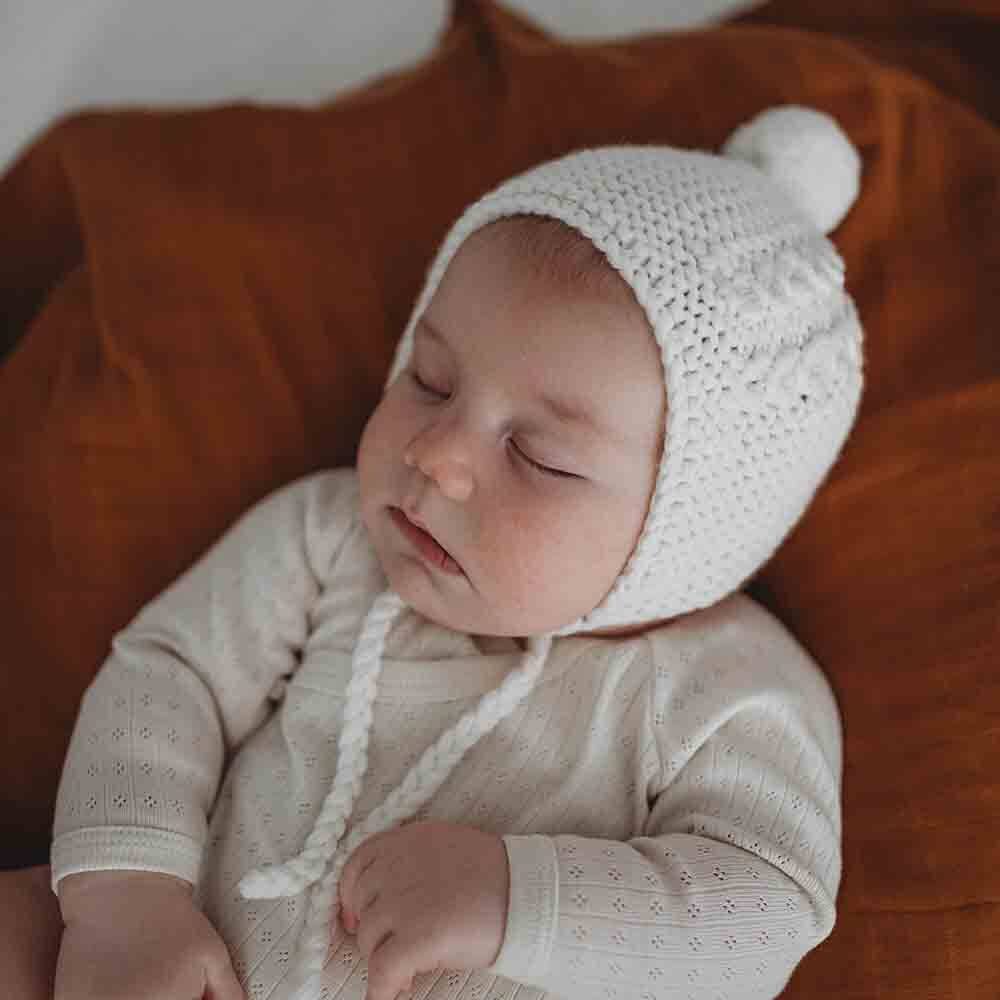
[365,934,428,1000]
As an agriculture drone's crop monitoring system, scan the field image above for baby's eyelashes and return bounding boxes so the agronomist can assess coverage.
[508,438,582,480]
[410,370,450,400]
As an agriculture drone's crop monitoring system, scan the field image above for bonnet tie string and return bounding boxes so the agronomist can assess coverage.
[238,588,405,899]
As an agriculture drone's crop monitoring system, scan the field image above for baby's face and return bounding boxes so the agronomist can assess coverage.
[358,227,665,637]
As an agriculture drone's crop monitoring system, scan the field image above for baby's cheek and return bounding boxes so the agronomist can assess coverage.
[501,507,606,608]
[556,506,632,594]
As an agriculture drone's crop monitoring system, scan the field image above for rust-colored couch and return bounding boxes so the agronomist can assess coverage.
[2,2,997,996]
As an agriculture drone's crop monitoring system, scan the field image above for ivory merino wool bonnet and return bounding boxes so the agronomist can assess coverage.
[388,104,866,635]
[238,106,865,1000]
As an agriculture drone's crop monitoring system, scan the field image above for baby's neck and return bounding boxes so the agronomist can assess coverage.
[476,617,679,652]
[577,618,673,639]
[567,616,678,640]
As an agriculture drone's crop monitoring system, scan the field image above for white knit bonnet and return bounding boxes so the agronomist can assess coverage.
[238,106,865,999]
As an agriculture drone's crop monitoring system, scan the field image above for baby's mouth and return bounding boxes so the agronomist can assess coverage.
[389,507,464,576]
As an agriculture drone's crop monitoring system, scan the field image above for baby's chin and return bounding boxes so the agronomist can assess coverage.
[385,563,586,638]
[388,571,500,635]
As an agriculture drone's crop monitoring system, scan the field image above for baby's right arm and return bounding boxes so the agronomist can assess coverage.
[50,469,358,898]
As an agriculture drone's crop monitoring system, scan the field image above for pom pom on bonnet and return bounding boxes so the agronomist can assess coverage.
[237,105,865,1000]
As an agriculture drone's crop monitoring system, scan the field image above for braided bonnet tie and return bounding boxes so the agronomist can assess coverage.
[237,589,554,1000]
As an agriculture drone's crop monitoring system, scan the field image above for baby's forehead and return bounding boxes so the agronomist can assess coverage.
[415,217,664,432]
[421,276,655,380]
[470,215,641,313]
[423,310,663,457]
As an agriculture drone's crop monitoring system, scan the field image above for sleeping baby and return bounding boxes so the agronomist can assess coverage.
[13,104,863,1000]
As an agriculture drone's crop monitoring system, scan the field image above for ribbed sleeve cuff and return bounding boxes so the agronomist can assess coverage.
[484,834,559,983]
[50,826,203,896]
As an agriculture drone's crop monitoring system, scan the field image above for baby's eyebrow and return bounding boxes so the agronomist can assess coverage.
[537,389,604,435]
[417,315,607,437]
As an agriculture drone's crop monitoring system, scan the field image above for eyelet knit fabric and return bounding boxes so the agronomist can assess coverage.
[387,106,865,635]
[51,470,843,1000]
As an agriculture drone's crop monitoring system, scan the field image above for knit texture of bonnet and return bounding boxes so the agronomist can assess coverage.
[237,105,865,1000]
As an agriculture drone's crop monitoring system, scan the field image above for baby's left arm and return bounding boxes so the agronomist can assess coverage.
[485,602,843,1000]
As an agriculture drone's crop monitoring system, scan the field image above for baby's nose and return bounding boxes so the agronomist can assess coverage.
[404,446,475,502]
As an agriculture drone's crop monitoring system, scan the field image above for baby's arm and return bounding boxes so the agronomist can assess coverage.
[486,599,842,1000]
[50,469,359,896]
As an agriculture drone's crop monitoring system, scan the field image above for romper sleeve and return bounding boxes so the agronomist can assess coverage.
[49,468,360,895]
[485,595,843,1000]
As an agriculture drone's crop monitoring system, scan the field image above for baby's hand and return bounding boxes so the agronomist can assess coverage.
[338,821,509,1000]
[55,870,246,1000]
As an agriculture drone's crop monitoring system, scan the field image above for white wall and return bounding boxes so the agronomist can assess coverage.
[0,0,756,174]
